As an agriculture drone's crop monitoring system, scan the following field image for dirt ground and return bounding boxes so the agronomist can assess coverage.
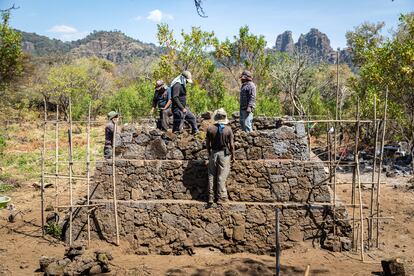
[0,172,413,276]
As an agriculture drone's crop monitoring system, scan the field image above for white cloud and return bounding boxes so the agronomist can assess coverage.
[60,31,89,42]
[48,25,78,34]
[146,9,173,23]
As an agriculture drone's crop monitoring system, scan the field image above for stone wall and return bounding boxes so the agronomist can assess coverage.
[91,160,331,203]
[65,117,351,255]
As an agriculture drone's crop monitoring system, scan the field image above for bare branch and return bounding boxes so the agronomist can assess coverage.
[0,4,20,12]
[194,0,208,18]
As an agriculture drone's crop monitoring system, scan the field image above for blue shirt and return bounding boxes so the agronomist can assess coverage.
[152,87,171,109]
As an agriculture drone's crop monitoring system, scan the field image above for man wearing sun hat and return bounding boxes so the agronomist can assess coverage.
[205,108,235,204]
[239,70,256,132]
[104,111,119,159]
[170,70,199,134]
[151,80,172,131]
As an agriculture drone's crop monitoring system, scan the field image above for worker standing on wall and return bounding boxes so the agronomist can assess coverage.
[151,80,172,131]
[170,71,199,134]
[104,111,119,159]
[206,108,235,204]
[239,70,256,132]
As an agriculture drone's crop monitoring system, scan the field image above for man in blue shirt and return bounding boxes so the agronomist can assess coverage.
[151,80,172,131]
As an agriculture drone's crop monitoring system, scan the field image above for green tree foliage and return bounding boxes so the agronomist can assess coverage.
[106,81,153,122]
[348,14,414,147]
[0,9,24,95]
[43,57,115,119]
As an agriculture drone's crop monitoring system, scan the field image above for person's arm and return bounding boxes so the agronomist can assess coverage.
[151,92,158,112]
[229,128,235,161]
[163,88,172,110]
[172,84,185,111]
[206,128,211,155]
[247,83,256,112]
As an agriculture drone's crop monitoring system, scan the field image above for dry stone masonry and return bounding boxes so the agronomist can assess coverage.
[65,117,351,255]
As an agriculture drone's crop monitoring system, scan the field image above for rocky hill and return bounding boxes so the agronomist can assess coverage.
[274,28,351,64]
[19,30,162,63]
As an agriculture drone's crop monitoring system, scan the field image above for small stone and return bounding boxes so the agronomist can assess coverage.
[233,225,245,241]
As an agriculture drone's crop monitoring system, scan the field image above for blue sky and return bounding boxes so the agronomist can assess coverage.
[1,0,413,49]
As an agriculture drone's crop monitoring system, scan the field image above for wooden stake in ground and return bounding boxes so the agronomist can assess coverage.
[86,103,91,246]
[369,94,378,248]
[376,88,388,248]
[275,208,281,276]
[355,108,365,261]
[333,50,340,237]
[112,120,120,246]
[40,98,47,236]
[68,98,74,245]
[54,105,59,212]
[352,101,361,250]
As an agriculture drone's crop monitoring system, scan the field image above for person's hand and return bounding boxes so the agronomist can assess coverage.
[246,106,252,113]
[182,108,187,113]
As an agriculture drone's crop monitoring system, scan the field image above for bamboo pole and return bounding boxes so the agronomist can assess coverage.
[283,119,373,124]
[275,208,280,276]
[352,101,360,250]
[333,51,340,237]
[40,98,47,236]
[112,120,120,246]
[356,146,365,261]
[86,103,91,246]
[369,94,378,248]
[376,88,388,248]
[54,105,59,212]
[68,97,74,245]
[304,265,310,276]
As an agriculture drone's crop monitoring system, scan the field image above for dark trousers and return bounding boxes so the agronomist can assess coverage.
[158,108,172,131]
[104,145,112,159]
[172,108,198,133]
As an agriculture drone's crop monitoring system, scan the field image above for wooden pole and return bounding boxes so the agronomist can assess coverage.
[41,98,47,236]
[333,50,340,236]
[352,100,360,250]
[275,208,281,276]
[86,102,91,246]
[369,94,378,248]
[54,105,59,212]
[68,97,74,245]
[112,120,120,246]
[304,265,310,276]
[376,88,388,248]
[355,136,365,261]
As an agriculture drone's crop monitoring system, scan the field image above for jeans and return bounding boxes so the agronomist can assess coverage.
[240,109,253,132]
[172,108,198,133]
[158,108,172,131]
[208,150,230,200]
[103,145,112,159]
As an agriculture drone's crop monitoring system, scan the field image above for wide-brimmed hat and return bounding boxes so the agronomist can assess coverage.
[213,108,229,125]
[155,80,165,91]
[182,70,193,84]
[107,111,119,120]
[240,70,253,81]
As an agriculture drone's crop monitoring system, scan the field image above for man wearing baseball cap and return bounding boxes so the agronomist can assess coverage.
[170,70,199,134]
[239,70,256,132]
[151,80,172,131]
[104,111,119,159]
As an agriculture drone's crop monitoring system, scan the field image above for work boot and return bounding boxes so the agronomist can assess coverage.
[217,198,229,205]
[208,195,214,204]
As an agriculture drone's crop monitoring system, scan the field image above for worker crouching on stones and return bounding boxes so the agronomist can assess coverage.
[206,108,235,204]
[151,80,172,131]
[170,71,199,134]
[104,111,119,159]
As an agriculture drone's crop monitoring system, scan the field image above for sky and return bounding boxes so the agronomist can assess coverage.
[1,0,413,49]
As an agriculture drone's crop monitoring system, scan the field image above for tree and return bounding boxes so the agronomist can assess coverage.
[43,57,115,119]
[348,14,414,161]
[0,8,24,94]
